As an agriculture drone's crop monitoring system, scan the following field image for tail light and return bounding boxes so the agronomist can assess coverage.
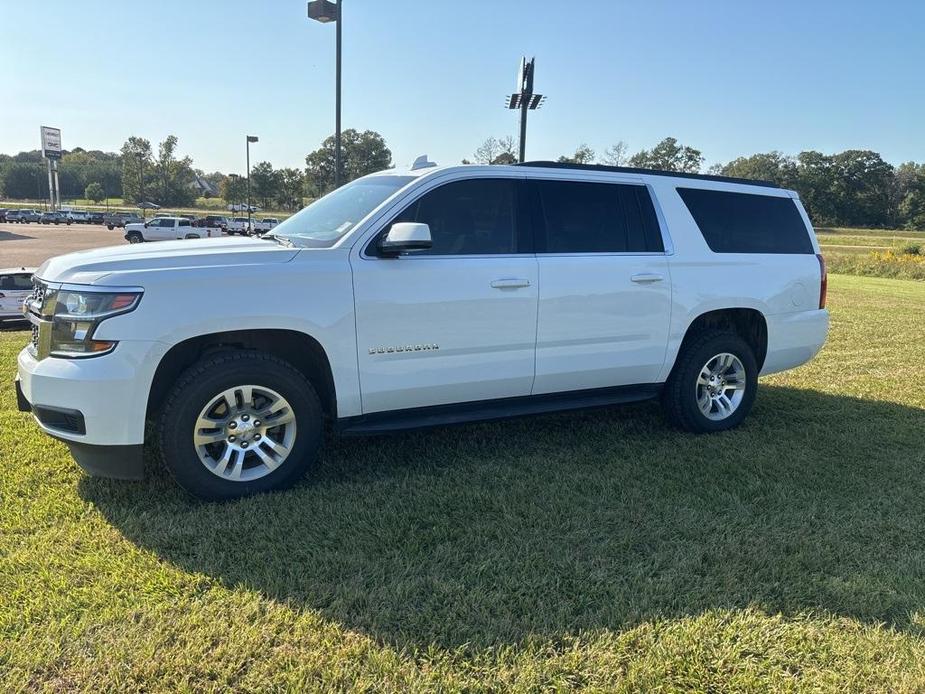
[816,253,827,309]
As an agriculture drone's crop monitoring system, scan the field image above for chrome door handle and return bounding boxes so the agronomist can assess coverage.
[630,273,664,284]
[490,278,531,289]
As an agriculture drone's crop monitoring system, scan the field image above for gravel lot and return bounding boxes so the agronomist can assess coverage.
[0,222,130,268]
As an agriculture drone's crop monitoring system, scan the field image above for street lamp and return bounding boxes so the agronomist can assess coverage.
[229,173,240,217]
[506,57,546,163]
[307,0,342,188]
[246,135,258,229]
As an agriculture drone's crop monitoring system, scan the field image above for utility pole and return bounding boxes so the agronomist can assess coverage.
[246,135,258,230]
[139,154,146,220]
[506,57,545,163]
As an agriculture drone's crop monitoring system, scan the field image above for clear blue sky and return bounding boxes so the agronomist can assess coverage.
[2,0,923,173]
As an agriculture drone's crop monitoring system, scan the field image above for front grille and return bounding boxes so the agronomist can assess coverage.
[26,278,53,359]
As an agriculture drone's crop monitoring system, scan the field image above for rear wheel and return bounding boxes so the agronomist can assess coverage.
[158,351,323,500]
[661,330,758,433]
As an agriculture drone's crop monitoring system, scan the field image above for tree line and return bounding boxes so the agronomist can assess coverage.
[471,136,925,230]
[0,129,392,212]
[2,130,923,229]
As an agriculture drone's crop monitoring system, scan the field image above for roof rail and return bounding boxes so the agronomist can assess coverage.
[513,161,779,189]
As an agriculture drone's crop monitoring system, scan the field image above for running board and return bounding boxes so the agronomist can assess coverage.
[337,383,662,436]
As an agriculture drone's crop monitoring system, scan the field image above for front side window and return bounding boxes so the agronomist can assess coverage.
[386,178,517,255]
[535,180,663,254]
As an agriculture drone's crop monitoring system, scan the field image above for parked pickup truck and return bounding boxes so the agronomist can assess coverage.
[123,216,221,243]
[225,217,252,235]
[104,212,143,230]
[15,161,829,500]
[252,217,280,234]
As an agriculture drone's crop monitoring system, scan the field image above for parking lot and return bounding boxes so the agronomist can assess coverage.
[0,221,131,268]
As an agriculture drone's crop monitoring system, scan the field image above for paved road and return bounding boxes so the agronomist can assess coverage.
[0,222,129,268]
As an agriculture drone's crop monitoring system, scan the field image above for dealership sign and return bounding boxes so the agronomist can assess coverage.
[40,126,62,160]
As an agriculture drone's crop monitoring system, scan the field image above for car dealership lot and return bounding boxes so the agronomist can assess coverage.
[0,222,130,267]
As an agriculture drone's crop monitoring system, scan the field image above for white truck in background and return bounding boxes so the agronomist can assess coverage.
[123,216,220,243]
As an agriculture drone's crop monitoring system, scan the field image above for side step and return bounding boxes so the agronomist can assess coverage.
[337,383,662,436]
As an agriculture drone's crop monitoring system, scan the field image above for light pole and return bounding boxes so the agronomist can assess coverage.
[229,173,240,217]
[246,135,258,230]
[307,0,342,189]
[138,154,146,220]
[506,57,546,162]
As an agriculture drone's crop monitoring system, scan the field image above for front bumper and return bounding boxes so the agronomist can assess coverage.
[17,339,168,478]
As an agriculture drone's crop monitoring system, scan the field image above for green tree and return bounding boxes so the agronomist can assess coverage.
[0,162,46,199]
[120,136,154,205]
[220,176,247,208]
[719,152,798,188]
[305,129,392,195]
[84,182,106,203]
[557,144,595,164]
[154,135,195,206]
[829,150,894,227]
[275,168,305,211]
[629,137,703,173]
[249,161,280,209]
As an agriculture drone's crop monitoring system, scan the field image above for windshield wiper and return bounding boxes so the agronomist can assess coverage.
[261,233,295,248]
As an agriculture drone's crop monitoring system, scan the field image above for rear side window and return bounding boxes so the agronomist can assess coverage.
[534,180,664,253]
[1,274,32,290]
[678,187,814,254]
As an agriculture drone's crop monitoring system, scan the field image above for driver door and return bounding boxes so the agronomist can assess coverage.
[351,176,538,414]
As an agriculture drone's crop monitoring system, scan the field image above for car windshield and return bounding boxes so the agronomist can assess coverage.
[272,175,414,248]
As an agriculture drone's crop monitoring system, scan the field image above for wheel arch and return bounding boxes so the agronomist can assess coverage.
[146,328,337,422]
[671,307,768,375]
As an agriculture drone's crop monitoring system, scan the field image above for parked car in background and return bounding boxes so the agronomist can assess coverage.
[16,210,41,224]
[104,212,143,229]
[14,161,829,499]
[88,212,105,225]
[252,217,280,234]
[0,267,35,319]
[5,210,22,223]
[228,203,260,213]
[226,217,252,235]
[193,215,228,230]
[39,211,69,225]
[123,216,220,243]
[65,210,90,224]
[0,209,9,222]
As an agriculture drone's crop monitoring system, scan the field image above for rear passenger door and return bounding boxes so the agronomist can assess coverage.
[531,177,672,394]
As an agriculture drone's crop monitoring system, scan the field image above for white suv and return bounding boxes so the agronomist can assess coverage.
[16,162,829,499]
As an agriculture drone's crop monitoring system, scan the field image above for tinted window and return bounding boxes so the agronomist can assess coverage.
[535,180,663,253]
[0,274,32,290]
[179,219,191,227]
[391,178,517,255]
[678,187,814,254]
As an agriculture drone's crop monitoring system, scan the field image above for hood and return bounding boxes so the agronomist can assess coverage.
[36,236,300,285]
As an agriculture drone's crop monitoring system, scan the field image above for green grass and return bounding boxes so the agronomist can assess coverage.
[2,273,925,691]
[816,228,925,281]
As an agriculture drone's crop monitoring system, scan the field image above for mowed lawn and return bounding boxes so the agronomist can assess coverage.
[2,274,925,691]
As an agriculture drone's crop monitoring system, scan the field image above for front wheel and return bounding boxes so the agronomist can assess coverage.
[661,330,758,433]
[158,351,323,500]
[126,232,143,244]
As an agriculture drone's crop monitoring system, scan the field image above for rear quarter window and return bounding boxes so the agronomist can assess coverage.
[677,187,814,254]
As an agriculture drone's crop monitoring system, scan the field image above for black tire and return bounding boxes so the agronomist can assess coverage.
[661,330,758,433]
[126,232,143,244]
[107,225,114,230]
[158,351,323,500]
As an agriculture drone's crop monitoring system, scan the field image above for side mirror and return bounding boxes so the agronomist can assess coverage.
[380,222,432,255]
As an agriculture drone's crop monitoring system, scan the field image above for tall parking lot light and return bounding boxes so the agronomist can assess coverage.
[307,0,342,188]
[506,57,546,163]
[246,135,259,228]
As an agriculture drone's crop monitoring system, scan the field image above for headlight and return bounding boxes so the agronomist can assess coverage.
[49,288,142,358]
